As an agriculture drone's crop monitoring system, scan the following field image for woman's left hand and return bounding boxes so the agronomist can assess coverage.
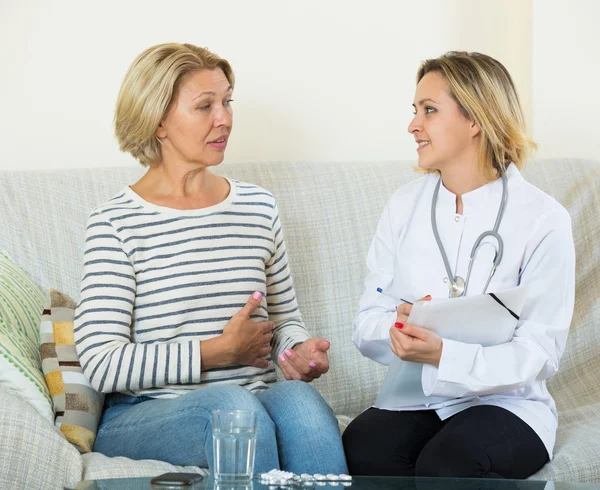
[389,322,443,367]
[278,338,330,382]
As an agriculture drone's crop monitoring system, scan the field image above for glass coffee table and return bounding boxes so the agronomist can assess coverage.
[73,475,600,489]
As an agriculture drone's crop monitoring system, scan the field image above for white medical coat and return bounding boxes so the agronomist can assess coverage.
[354,164,576,458]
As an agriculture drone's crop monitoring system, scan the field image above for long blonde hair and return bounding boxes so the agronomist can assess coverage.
[114,43,234,167]
[416,51,537,181]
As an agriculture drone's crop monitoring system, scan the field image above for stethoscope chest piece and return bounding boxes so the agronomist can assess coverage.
[449,276,466,298]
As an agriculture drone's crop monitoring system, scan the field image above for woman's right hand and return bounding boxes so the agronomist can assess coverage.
[221,291,275,368]
[396,295,431,324]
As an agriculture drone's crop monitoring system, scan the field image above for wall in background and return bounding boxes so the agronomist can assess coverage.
[532,0,599,160]
[2,1,594,171]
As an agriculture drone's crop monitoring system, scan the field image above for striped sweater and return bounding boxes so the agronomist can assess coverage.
[74,179,310,397]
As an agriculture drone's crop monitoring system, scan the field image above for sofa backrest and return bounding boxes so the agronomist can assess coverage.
[1,158,599,417]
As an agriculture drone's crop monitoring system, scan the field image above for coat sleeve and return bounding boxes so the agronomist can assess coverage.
[353,197,403,366]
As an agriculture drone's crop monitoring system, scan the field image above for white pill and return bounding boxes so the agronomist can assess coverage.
[326,474,339,480]
[339,474,352,481]
[341,483,352,487]
[313,474,326,480]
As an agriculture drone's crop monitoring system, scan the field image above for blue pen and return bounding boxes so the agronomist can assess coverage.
[376,287,413,305]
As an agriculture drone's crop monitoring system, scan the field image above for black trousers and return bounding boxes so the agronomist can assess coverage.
[342,405,548,478]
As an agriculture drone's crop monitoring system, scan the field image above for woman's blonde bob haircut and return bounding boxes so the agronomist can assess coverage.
[115,43,234,167]
[416,51,537,181]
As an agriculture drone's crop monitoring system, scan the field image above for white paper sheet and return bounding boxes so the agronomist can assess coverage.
[374,286,527,410]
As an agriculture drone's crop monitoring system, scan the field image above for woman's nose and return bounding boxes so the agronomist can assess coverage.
[408,115,421,135]
[214,105,232,127]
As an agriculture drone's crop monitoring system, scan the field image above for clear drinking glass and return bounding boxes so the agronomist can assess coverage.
[212,410,257,482]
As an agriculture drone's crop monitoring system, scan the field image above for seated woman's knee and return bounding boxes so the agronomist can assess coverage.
[268,381,335,425]
[342,418,391,475]
[275,380,322,402]
[415,437,482,477]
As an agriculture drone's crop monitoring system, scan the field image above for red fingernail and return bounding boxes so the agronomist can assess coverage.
[395,322,404,329]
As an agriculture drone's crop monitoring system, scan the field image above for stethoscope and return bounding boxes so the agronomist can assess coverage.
[431,170,508,298]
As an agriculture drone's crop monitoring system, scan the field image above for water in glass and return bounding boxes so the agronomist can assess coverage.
[212,410,256,482]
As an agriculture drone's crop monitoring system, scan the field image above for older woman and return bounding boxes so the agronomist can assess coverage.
[74,43,347,475]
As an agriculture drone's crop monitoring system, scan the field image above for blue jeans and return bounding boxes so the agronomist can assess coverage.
[94,381,348,475]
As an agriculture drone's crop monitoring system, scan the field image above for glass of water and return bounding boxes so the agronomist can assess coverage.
[212,410,257,482]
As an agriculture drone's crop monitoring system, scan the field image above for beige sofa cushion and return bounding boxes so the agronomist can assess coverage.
[0,385,82,489]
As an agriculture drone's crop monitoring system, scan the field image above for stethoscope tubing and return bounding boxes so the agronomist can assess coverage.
[431,169,508,297]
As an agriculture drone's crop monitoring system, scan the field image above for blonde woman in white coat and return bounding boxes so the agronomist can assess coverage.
[343,52,575,479]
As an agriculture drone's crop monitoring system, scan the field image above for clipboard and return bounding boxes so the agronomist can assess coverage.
[374,286,527,409]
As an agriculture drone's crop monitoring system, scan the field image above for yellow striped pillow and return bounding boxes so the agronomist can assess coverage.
[40,289,104,453]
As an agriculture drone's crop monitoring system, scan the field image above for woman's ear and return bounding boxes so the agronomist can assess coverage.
[156,121,167,139]
[470,120,481,138]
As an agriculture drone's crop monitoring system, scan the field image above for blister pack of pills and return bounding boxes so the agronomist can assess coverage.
[258,469,353,487]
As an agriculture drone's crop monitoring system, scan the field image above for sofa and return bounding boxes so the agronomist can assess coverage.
[0,158,599,488]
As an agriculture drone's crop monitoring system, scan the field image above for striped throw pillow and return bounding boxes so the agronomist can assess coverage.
[0,250,53,422]
[40,289,104,453]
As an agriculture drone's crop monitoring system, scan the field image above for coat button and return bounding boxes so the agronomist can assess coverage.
[454,216,460,222]
[443,277,449,283]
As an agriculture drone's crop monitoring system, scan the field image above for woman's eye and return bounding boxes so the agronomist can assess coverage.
[198,104,211,111]
[225,99,234,106]
[425,106,435,114]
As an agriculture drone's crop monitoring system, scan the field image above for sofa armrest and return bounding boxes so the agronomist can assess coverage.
[0,385,82,490]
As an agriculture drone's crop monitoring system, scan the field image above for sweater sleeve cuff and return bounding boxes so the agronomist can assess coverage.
[189,340,203,384]
[273,327,310,365]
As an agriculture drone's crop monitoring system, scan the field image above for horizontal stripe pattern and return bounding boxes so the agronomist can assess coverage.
[74,179,309,398]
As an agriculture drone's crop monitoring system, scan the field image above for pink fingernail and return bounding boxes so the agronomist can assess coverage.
[284,349,292,357]
[279,354,286,362]
[267,360,272,366]
[252,291,262,300]
[309,362,317,368]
